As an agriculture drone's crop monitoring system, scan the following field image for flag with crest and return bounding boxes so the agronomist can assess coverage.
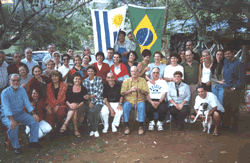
[128,4,165,61]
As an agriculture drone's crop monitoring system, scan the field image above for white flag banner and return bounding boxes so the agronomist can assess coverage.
[91,6,127,55]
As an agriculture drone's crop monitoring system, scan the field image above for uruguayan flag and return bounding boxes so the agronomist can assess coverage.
[91,6,127,55]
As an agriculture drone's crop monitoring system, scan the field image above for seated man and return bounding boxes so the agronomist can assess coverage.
[1,74,41,154]
[121,66,149,135]
[101,72,123,133]
[146,67,168,131]
[191,85,225,136]
[168,71,191,131]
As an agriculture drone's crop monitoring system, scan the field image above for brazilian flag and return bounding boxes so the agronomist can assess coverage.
[128,4,165,62]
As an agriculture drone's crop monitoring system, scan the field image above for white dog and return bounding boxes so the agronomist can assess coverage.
[193,103,213,134]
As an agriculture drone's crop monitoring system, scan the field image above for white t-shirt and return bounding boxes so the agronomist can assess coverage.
[194,92,225,112]
[58,65,72,78]
[164,64,184,79]
[147,79,168,99]
[21,58,39,74]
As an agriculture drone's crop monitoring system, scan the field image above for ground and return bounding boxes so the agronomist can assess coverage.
[0,109,250,163]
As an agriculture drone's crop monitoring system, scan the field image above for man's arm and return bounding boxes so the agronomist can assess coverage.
[1,90,13,117]
[159,92,167,103]
[22,88,34,113]
[234,62,246,90]
[208,106,217,116]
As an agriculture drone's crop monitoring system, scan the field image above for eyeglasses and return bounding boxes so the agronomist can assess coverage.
[63,58,69,61]
[107,77,114,79]
[152,72,159,74]
[26,52,32,54]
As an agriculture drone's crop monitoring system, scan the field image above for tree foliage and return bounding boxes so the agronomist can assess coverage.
[0,0,93,50]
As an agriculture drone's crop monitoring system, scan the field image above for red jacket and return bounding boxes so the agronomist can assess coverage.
[92,62,110,84]
[110,63,129,82]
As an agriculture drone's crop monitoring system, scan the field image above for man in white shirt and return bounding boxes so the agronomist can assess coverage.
[127,32,136,51]
[83,46,96,65]
[42,44,56,69]
[103,48,114,67]
[58,53,72,79]
[192,85,225,136]
[146,67,168,131]
[21,48,39,74]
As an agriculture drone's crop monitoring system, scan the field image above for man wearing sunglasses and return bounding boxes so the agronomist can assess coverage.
[146,67,168,131]
[58,53,72,80]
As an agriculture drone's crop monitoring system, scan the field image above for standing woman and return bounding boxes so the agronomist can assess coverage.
[27,65,51,102]
[19,64,33,90]
[66,55,86,86]
[82,55,91,70]
[42,59,55,77]
[198,50,212,92]
[45,70,68,132]
[178,50,186,64]
[210,50,225,104]
[52,51,62,70]
[83,65,104,137]
[60,72,88,137]
[110,52,129,83]
[145,51,166,84]
[164,53,184,82]
[124,51,138,76]
[92,52,110,84]
[138,49,151,78]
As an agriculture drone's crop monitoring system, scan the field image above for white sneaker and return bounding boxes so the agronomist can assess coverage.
[102,125,109,133]
[112,124,117,132]
[157,121,163,131]
[89,131,94,136]
[148,120,155,131]
[94,131,100,137]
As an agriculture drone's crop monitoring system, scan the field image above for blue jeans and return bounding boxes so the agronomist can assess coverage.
[123,101,145,123]
[212,83,224,105]
[1,111,39,148]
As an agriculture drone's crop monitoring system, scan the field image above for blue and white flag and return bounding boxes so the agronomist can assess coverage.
[91,6,127,55]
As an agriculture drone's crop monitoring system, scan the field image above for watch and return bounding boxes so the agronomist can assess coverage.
[232,87,236,91]
[119,102,123,105]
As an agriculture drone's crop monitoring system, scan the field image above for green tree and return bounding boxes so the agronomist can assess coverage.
[0,0,93,50]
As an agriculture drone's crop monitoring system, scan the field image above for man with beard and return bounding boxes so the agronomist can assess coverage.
[1,74,41,154]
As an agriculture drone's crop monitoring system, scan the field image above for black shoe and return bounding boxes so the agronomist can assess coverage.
[29,142,42,148]
[230,126,238,133]
[15,148,22,154]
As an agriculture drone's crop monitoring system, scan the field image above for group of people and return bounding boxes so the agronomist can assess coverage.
[0,31,246,154]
